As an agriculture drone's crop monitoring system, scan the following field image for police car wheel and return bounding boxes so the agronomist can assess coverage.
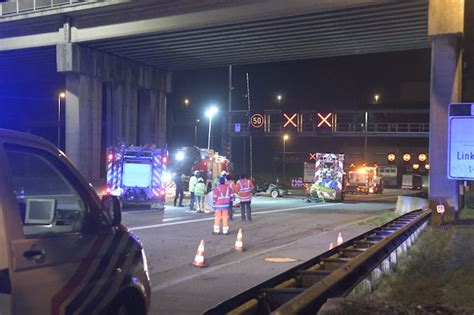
[271,190,279,198]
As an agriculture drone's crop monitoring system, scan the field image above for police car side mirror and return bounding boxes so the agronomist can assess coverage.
[101,195,122,227]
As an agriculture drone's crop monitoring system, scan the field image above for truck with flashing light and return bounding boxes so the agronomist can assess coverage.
[309,153,345,201]
[401,174,422,190]
[346,165,384,194]
[106,144,168,209]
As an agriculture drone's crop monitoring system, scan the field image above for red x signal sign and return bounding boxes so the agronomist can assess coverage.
[317,113,332,128]
[309,153,316,160]
[283,113,298,128]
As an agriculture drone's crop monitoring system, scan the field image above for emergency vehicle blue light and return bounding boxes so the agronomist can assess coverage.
[176,151,185,161]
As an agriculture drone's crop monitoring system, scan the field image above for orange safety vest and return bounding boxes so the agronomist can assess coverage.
[227,180,236,193]
[238,179,254,202]
[212,184,233,210]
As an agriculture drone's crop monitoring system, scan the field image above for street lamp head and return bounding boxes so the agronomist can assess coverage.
[277,94,283,102]
[59,92,66,98]
[184,98,190,106]
[283,134,289,141]
[206,105,218,118]
[374,94,380,103]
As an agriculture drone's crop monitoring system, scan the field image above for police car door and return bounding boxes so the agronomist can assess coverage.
[2,144,118,315]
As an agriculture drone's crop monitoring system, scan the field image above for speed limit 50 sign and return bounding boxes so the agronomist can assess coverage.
[250,113,264,129]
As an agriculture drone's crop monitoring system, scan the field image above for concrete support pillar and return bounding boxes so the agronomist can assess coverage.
[429,36,462,213]
[65,73,102,182]
[428,1,465,216]
[151,89,167,148]
[137,89,151,145]
[124,84,138,144]
[103,82,114,148]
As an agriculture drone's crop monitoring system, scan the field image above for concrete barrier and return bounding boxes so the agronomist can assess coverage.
[395,195,429,215]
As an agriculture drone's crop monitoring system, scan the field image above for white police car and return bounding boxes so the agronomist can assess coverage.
[0,129,150,314]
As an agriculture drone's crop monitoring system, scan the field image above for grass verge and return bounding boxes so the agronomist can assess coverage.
[350,226,474,311]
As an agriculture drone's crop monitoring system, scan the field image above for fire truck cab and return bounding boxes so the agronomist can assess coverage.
[0,129,150,314]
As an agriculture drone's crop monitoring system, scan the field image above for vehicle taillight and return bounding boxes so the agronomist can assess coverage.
[162,156,168,164]
[108,153,114,161]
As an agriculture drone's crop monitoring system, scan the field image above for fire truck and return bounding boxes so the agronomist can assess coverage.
[106,144,168,209]
[310,153,345,201]
[165,146,231,192]
[346,165,384,194]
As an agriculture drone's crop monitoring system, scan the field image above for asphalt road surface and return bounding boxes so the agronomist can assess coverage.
[122,189,406,314]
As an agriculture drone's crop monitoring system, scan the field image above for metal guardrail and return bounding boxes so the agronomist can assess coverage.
[205,209,431,315]
[0,0,86,16]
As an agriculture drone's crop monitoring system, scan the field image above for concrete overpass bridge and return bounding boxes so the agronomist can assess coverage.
[0,0,471,213]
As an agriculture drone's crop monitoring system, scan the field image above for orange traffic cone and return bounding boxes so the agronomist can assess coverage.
[336,232,344,245]
[234,228,244,251]
[329,242,334,250]
[193,240,205,267]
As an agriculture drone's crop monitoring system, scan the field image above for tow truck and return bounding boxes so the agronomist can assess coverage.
[346,165,384,194]
[106,144,168,209]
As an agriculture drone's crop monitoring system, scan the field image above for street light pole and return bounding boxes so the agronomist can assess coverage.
[194,119,200,146]
[206,106,218,150]
[283,134,289,182]
[207,116,213,150]
[57,92,65,149]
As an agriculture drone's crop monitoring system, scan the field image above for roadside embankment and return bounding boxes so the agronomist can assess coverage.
[320,205,474,314]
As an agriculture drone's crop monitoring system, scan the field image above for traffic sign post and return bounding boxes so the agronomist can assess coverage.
[448,103,474,180]
[436,204,445,226]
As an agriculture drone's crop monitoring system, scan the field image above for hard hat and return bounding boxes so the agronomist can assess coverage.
[194,170,199,175]
[221,170,228,176]
[198,177,204,183]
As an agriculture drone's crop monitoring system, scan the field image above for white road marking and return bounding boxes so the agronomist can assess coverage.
[163,217,186,222]
[130,203,337,231]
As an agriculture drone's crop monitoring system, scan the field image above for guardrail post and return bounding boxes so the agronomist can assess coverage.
[381,257,390,274]
[389,251,398,270]
[370,265,383,288]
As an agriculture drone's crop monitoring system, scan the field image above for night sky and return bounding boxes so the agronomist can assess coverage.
[167,48,431,177]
